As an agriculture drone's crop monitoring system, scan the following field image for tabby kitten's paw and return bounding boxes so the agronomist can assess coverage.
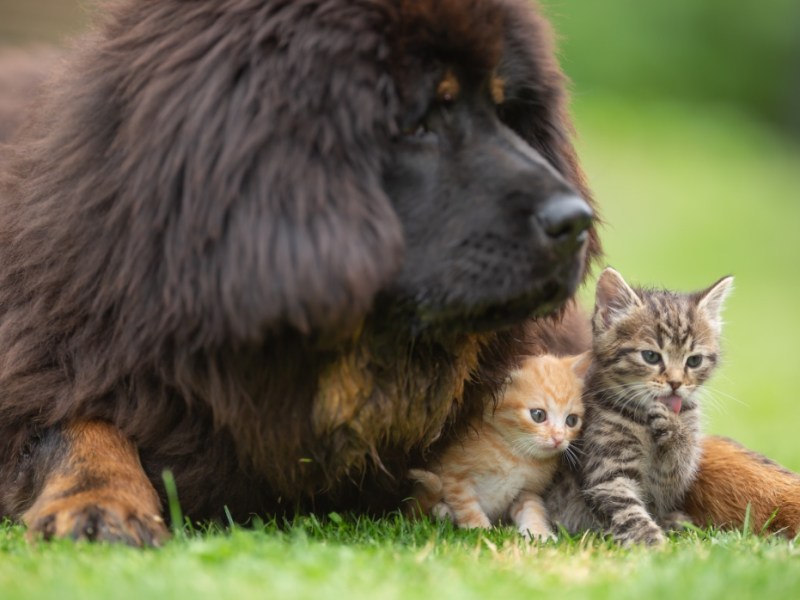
[660,510,693,532]
[647,401,679,444]
[616,523,666,547]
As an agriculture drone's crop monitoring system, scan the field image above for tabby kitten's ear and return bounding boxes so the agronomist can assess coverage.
[696,276,734,333]
[594,267,643,328]
[568,352,593,378]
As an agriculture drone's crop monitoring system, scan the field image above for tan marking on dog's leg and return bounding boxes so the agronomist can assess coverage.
[490,75,505,105]
[23,420,168,546]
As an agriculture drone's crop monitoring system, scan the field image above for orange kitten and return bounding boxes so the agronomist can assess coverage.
[409,353,589,539]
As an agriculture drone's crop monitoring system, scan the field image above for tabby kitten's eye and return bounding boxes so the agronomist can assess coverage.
[686,355,703,368]
[530,409,547,423]
[641,350,661,364]
[565,414,579,427]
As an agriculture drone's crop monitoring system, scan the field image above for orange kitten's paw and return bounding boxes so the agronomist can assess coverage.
[518,523,556,542]
[454,511,491,529]
[511,493,556,542]
[25,496,168,547]
[431,502,454,521]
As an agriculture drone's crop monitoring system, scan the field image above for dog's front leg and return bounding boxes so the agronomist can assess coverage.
[21,420,169,546]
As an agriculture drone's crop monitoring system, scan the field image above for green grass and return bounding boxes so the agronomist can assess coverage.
[1,517,799,600]
[2,97,800,598]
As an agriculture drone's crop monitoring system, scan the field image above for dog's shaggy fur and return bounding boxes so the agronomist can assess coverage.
[0,0,598,538]
[0,47,60,150]
[1,0,795,543]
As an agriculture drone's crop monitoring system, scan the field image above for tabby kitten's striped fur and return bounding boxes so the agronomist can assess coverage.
[409,353,590,540]
[547,268,733,546]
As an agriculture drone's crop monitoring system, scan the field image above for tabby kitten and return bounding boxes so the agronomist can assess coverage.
[409,353,589,540]
[547,267,733,546]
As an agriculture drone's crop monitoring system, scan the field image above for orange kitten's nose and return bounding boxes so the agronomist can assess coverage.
[552,435,564,448]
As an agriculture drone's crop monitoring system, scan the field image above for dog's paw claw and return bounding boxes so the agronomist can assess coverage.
[27,500,169,547]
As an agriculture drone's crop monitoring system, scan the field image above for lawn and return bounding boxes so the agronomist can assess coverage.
[1,517,799,600]
[1,96,799,598]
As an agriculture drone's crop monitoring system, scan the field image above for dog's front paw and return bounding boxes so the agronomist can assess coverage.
[22,421,168,547]
[25,495,169,547]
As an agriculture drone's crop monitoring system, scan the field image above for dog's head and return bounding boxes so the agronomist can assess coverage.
[225,0,596,341]
[381,1,596,333]
[65,0,597,347]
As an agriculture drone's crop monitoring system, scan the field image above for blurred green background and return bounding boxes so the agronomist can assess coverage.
[1,0,799,470]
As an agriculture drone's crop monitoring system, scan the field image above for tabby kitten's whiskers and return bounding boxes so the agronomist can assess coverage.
[546,267,733,546]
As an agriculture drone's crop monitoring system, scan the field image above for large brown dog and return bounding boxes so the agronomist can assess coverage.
[0,0,796,545]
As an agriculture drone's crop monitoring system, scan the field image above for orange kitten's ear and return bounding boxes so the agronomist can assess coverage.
[568,352,592,379]
[594,267,642,328]
[696,275,734,333]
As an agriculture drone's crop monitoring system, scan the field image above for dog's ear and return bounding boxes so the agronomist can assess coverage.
[495,1,601,266]
[113,4,404,343]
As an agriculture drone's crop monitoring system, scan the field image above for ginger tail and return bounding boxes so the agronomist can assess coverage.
[685,435,800,537]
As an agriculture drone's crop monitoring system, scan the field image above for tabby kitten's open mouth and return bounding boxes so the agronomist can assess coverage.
[661,395,684,414]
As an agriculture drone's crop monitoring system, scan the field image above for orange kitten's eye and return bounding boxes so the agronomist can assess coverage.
[566,414,579,427]
[530,409,546,423]
[686,355,703,368]
[641,351,661,365]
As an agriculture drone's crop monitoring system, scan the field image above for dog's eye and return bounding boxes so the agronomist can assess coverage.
[438,91,456,107]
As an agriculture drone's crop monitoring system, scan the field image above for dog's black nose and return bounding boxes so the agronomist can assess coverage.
[536,194,593,243]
